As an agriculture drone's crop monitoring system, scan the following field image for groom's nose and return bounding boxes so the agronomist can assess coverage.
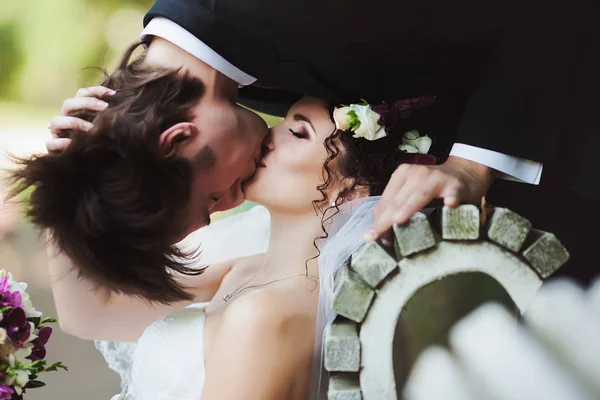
[261,130,275,154]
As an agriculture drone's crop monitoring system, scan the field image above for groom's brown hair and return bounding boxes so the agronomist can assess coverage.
[8,42,207,303]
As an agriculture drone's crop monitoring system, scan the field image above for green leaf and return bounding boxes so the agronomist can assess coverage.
[27,360,46,370]
[0,306,12,314]
[40,317,58,325]
[25,380,46,389]
[43,361,69,372]
[28,317,41,328]
[346,110,361,131]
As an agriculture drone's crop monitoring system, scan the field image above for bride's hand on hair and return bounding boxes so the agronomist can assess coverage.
[46,86,115,152]
[367,156,496,245]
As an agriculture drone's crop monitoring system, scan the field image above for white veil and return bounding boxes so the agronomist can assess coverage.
[310,195,380,399]
[96,197,379,399]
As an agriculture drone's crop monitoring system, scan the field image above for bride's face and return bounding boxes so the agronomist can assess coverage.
[243,96,339,213]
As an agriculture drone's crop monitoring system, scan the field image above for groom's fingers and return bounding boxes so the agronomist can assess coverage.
[49,116,94,135]
[367,157,494,243]
[367,165,449,241]
[61,97,109,116]
[369,181,441,241]
[75,86,115,98]
[46,138,72,153]
[45,86,115,153]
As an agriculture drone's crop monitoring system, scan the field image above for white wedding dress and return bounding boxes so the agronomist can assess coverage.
[112,302,209,400]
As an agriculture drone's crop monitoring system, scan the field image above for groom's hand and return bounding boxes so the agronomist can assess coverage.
[367,156,496,245]
[46,86,115,152]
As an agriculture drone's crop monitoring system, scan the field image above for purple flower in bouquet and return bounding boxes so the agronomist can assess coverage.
[2,308,31,346]
[28,326,53,361]
[0,385,14,400]
[0,276,22,309]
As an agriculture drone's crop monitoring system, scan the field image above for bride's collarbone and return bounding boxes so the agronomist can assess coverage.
[211,257,310,304]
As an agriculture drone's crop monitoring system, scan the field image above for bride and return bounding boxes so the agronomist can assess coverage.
[12,89,435,398]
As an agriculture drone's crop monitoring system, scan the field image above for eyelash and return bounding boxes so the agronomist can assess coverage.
[289,128,309,139]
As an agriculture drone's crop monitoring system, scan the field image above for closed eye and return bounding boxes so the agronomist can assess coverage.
[289,128,309,139]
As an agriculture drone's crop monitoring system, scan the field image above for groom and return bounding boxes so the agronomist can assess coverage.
[51,0,598,283]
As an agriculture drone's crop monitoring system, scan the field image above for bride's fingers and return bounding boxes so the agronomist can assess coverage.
[61,96,109,116]
[49,116,94,135]
[46,138,72,153]
[75,86,115,98]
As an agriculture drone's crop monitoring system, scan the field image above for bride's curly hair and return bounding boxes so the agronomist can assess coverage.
[308,96,462,255]
[316,97,460,210]
[7,42,208,303]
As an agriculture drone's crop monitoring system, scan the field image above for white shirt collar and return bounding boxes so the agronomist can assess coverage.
[140,17,257,87]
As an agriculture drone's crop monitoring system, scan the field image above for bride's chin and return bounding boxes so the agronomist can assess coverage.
[241,178,260,203]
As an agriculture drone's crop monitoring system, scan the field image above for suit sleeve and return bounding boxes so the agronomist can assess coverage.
[454,11,568,163]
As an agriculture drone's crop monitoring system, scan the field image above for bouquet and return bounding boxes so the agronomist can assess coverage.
[0,270,67,399]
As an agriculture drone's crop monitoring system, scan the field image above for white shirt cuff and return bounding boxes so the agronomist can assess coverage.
[450,143,543,185]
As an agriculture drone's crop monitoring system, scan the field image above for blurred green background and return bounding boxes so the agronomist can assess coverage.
[0,1,270,398]
[1,0,151,110]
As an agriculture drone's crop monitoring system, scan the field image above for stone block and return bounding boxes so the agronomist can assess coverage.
[328,374,362,400]
[351,242,398,288]
[332,266,375,323]
[393,212,437,257]
[522,230,570,278]
[486,207,532,252]
[442,205,480,240]
[325,319,360,372]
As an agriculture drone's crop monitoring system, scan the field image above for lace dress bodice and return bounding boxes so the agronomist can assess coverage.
[110,302,209,400]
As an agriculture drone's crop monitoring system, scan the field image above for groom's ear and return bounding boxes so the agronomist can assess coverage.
[159,122,200,158]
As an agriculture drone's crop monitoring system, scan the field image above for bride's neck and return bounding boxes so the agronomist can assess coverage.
[262,211,325,276]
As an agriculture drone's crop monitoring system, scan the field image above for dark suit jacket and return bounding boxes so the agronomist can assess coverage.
[144,0,599,202]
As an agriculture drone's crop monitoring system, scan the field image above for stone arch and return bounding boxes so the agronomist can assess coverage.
[325,205,569,400]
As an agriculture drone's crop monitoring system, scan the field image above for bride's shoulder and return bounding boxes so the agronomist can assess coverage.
[210,290,314,372]
[223,290,313,336]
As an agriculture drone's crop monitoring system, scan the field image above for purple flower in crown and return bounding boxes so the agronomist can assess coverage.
[371,95,436,124]
[0,385,14,400]
[0,276,22,309]
[2,308,31,346]
[28,326,53,361]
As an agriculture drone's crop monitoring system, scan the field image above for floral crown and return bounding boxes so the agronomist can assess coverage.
[333,96,435,155]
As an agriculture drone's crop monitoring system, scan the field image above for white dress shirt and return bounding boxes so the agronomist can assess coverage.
[141,18,543,185]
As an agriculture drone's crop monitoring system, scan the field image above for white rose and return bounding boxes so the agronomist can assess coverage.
[0,328,7,345]
[333,106,352,131]
[399,144,419,153]
[14,344,33,361]
[349,104,386,141]
[416,135,432,154]
[400,130,432,154]
[20,291,42,318]
[402,130,421,147]
[15,369,30,388]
